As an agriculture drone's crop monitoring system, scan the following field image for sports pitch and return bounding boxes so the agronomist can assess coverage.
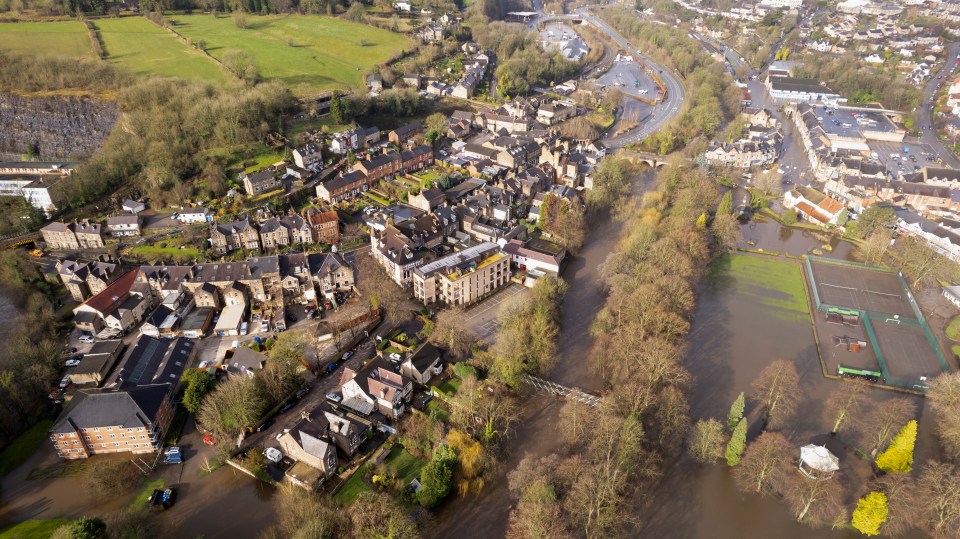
[805,256,950,389]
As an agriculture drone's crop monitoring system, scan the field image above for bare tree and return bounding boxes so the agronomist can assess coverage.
[859,231,892,266]
[783,472,845,526]
[262,484,348,539]
[711,213,741,250]
[198,376,267,443]
[862,398,916,458]
[927,371,960,462]
[559,398,594,449]
[823,379,868,434]
[750,360,801,430]
[916,461,960,538]
[354,251,408,323]
[83,460,141,500]
[896,235,953,288]
[687,418,726,465]
[876,473,918,538]
[350,491,421,539]
[447,376,518,445]
[753,170,781,196]
[429,307,472,359]
[506,480,574,539]
[733,432,793,496]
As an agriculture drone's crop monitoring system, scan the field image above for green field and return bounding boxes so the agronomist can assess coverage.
[95,17,229,84]
[707,254,809,321]
[171,14,411,93]
[0,21,93,59]
[0,519,71,539]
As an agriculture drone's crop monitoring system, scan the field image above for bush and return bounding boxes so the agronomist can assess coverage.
[947,316,960,342]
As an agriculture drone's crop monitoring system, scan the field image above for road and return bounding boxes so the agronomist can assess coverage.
[916,41,960,169]
[537,8,686,148]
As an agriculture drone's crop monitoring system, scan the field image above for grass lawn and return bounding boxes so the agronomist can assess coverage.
[242,147,287,173]
[131,245,202,259]
[0,519,71,539]
[436,377,460,396]
[707,253,809,321]
[0,21,93,60]
[384,445,425,485]
[0,418,54,478]
[364,192,390,206]
[952,344,960,357]
[171,14,412,94]
[131,478,164,509]
[947,315,960,342]
[333,464,370,506]
[95,17,229,84]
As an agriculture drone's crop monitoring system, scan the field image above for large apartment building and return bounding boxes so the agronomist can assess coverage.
[411,242,510,306]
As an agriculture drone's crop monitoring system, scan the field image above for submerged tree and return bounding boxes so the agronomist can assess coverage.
[750,360,801,430]
[725,417,747,466]
[876,420,917,474]
[852,492,888,537]
[727,391,745,431]
[823,378,868,435]
[688,418,725,465]
[733,431,792,496]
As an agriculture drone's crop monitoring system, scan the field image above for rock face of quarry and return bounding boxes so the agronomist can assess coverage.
[0,93,118,160]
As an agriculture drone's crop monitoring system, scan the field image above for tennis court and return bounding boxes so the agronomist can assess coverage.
[805,256,951,390]
[808,258,915,318]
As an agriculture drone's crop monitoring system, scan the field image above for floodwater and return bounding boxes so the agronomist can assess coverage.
[428,170,656,538]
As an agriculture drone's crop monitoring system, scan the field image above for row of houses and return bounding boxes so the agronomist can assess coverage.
[705,108,783,168]
[316,145,434,203]
[209,207,339,254]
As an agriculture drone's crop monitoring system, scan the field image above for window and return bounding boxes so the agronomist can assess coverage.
[110,434,116,439]
[113,443,120,447]
[93,427,99,432]
[96,435,103,440]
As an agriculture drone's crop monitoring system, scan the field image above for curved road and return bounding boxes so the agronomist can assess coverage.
[917,41,960,169]
[539,9,686,148]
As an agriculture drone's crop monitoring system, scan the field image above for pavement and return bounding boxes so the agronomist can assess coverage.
[461,283,527,342]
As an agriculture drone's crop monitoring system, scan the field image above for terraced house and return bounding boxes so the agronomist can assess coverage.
[210,218,261,253]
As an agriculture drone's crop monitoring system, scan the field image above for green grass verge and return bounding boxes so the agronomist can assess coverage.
[131,245,202,259]
[171,14,411,94]
[0,418,54,478]
[333,464,370,506]
[952,344,960,357]
[707,253,808,321]
[132,478,165,510]
[0,21,93,60]
[0,519,71,539]
[384,446,425,485]
[947,315,960,342]
[95,17,228,84]
[436,377,460,396]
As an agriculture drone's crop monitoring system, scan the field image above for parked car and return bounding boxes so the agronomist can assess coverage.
[147,488,177,511]
[65,359,81,367]
[163,454,183,465]
[64,347,77,354]
[203,434,217,446]
[164,446,181,456]
[59,375,71,389]
[279,400,296,414]
[240,322,248,336]
[79,335,95,344]
[295,386,310,399]
[389,352,402,362]
[264,447,283,463]
[341,351,354,361]
[261,321,270,333]
[326,392,342,403]
[255,418,273,432]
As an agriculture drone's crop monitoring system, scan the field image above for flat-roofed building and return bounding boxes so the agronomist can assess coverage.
[412,242,510,306]
[766,76,843,105]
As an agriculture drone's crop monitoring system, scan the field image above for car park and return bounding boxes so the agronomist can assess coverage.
[326,392,342,403]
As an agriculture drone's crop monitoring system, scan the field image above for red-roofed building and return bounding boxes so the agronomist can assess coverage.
[72,270,152,335]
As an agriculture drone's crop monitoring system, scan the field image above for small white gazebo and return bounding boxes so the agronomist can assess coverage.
[798,444,840,480]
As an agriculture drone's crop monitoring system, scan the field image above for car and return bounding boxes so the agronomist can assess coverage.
[59,375,71,389]
[255,418,274,432]
[147,488,177,511]
[264,447,283,463]
[164,446,181,455]
[64,347,77,354]
[326,392,342,403]
[341,350,354,361]
[79,335,94,344]
[279,400,296,414]
[240,322,248,336]
[72,353,83,361]
[65,359,81,367]
[286,313,296,323]
[261,321,270,333]
[389,352,402,362]
[203,434,217,446]
[295,386,310,399]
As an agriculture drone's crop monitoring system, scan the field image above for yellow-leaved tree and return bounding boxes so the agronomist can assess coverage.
[446,429,487,496]
[876,420,917,474]
[852,491,888,537]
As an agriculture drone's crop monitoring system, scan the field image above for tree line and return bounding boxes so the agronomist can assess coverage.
[503,162,718,538]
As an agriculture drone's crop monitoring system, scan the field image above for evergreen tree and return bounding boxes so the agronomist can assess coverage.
[329,93,344,125]
[727,392,745,431]
[419,443,457,508]
[852,491,888,537]
[876,420,917,474]
[718,191,733,216]
[725,417,747,466]
[71,517,107,539]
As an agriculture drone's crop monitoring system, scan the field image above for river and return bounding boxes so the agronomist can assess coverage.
[431,207,940,538]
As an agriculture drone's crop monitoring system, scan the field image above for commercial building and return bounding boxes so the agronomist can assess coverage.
[766,76,843,105]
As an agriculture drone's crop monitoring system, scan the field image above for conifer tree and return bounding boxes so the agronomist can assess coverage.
[725,417,747,466]
[876,420,917,474]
